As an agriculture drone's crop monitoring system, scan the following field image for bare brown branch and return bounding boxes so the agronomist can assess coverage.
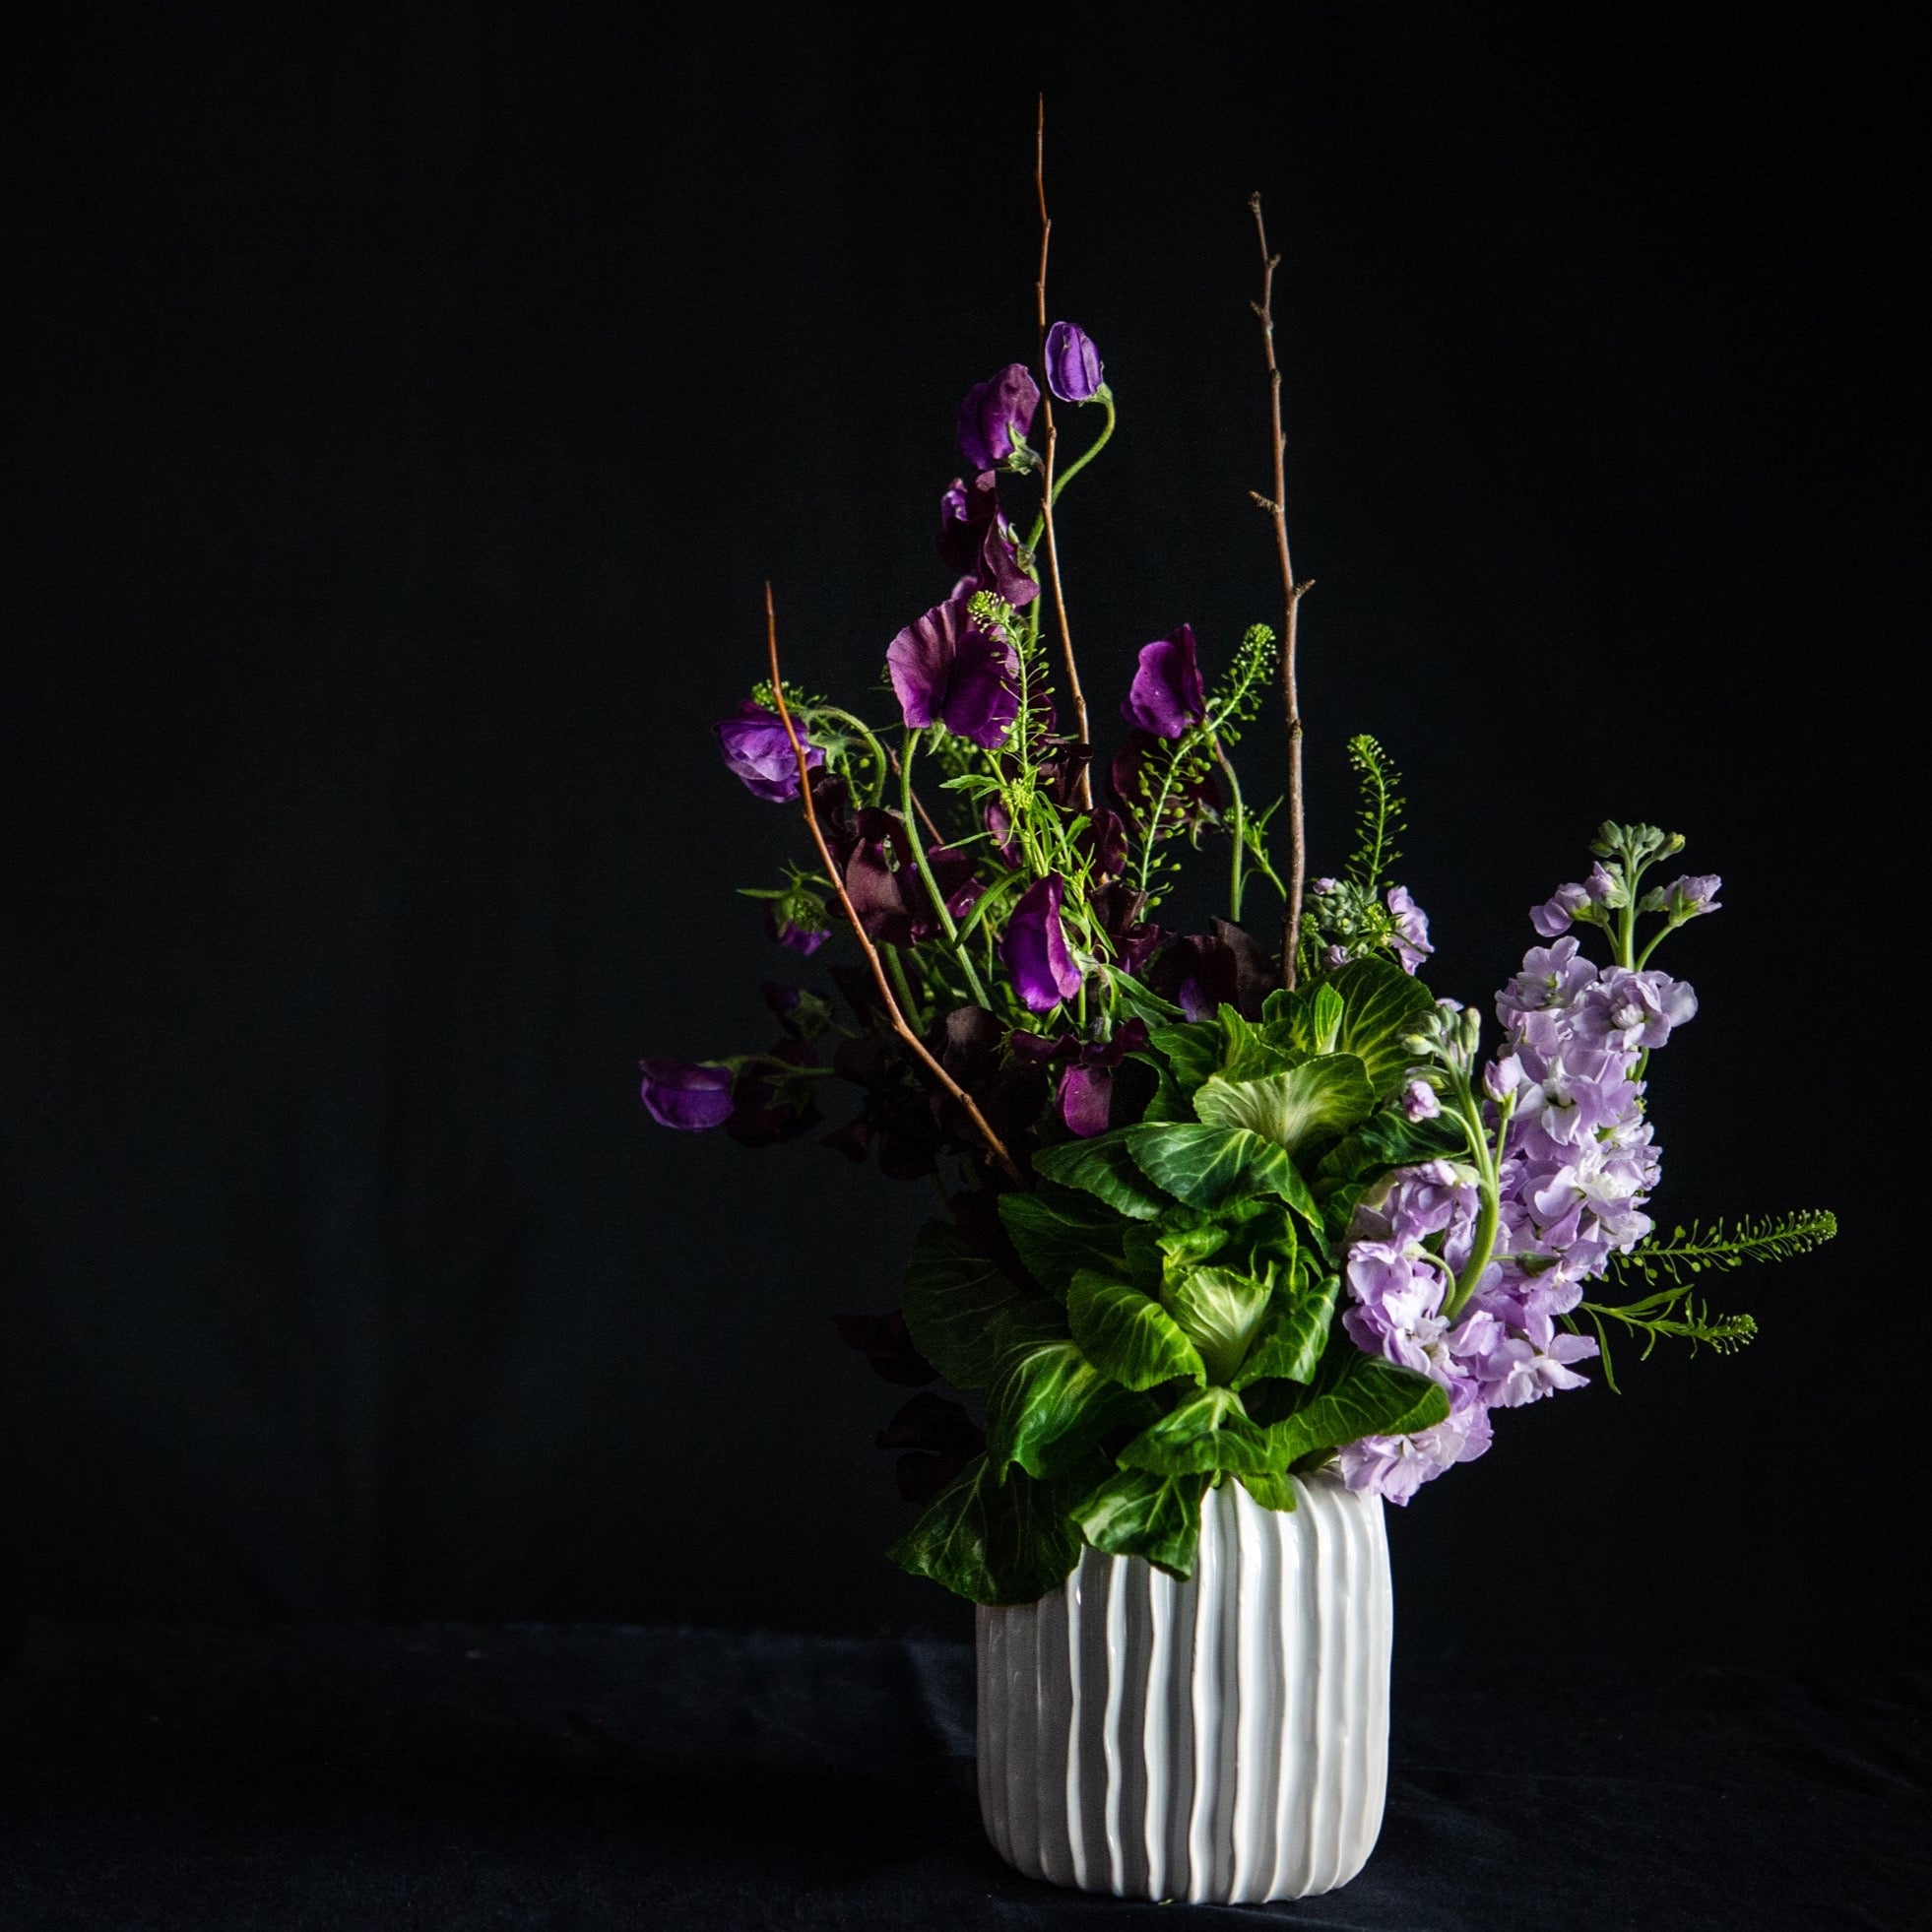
[762,584,1025,1187]
[1249,192,1310,990]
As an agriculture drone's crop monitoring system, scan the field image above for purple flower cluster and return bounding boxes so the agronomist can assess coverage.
[1338,929,1700,1504]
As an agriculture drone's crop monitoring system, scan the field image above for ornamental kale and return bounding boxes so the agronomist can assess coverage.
[636,196,1835,1606]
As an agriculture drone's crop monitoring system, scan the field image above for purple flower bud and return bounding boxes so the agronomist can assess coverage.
[957,364,1040,472]
[1121,624,1207,740]
[1002,872,1083,1014]
[1664,873,1722,919]
[1401,1077,1442,1123]
[1044,320,1104,403]
[766,906,829,954]
[885,597,1021,749]
[1530,881,1593,938]
[638,1059,736,1131]
[715,703,822,804]
[1483,1054,1524,1101]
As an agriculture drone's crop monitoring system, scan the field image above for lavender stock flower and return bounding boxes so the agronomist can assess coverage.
[1385,885,1434,973]
[957,364,1039,472]
[886,597,1020,749]
[1121,624,1206,739]
[716,703,821,803]
[1572,967,1698,1052]
[1663,873,1722,920]
[1044,320,1104,402]
[639,1059,736,1131]
[1530,881,1593,937]
[1002,873,1083,1013]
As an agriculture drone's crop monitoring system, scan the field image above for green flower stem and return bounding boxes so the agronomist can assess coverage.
[1213,741,1247,921]
[808,705,892,807]
[901,730,990,1007]
[882,941,924,1027]
[1023,390,1117,554]
[1133,741,1192,894]
[1443,1081,1513,1321]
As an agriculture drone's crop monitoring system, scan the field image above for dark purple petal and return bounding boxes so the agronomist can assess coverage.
[885,597,1020,749]
[937,474,1040,610]
[985,800,1020,868]
[1082,807,1128,881]
[1060,1063,1114,1137]
[1002,872,1083,1014]
[957,363,1040,471]
[765,905,829,954]
[715,702,821,803]
[726,1039,820,1147]
[1121,625,1206,740]
[638,1059,736,1130]
[1045,320,1104,403]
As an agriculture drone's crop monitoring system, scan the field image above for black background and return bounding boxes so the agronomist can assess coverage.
[1,6,1916,1664]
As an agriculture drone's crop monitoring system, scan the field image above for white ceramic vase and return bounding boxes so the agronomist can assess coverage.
[975,1467,1391,1905]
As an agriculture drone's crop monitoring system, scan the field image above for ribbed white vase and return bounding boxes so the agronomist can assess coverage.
[976,1468,1391,1905]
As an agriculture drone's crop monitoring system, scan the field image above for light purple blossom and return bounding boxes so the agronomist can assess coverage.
[1530,881,1593,937]
[1572,967,1698,1053]
[1664,873,1722,920]
[1402,1077,1441,1123]
[957,363,1039,471]
[886,597,1021,749]
[639,1060,736,1131]
[1337,915,1700,1501]
[1498,937,1597,1018]
[1044,321,1104,403]
[1340,1385,1492,1505]
[1002,872,1083,1014]
[1121,625,1207,740]
[1385,885,1434,973]
[715,703,822,803]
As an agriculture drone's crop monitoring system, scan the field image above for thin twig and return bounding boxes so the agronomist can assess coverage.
[763,584,1025,1186]
[1249,192,1312,990]
[1034,97,1093,809]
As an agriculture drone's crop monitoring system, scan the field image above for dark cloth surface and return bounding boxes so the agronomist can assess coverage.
[0,1622,1922,1930]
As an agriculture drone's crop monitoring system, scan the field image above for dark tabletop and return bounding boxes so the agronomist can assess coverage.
[0,1620,1922,1930]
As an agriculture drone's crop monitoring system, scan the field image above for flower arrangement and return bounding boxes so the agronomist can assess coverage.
[639,184,1835,1606]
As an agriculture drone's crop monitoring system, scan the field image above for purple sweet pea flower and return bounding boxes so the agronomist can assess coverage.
[1059,1063,1114,1137]
[638,1059,736,1131]
[766,905,829,954]
[1002,872,1083,1014]
[1044,320,1104,403]
[1385,885,1434,973]
[886,597,1021,749]
[1530,881,1593,937]
[957,363,1040,472]
[715,702,821,803]
[1121,624,1206,740]
[936,473,1039,610]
